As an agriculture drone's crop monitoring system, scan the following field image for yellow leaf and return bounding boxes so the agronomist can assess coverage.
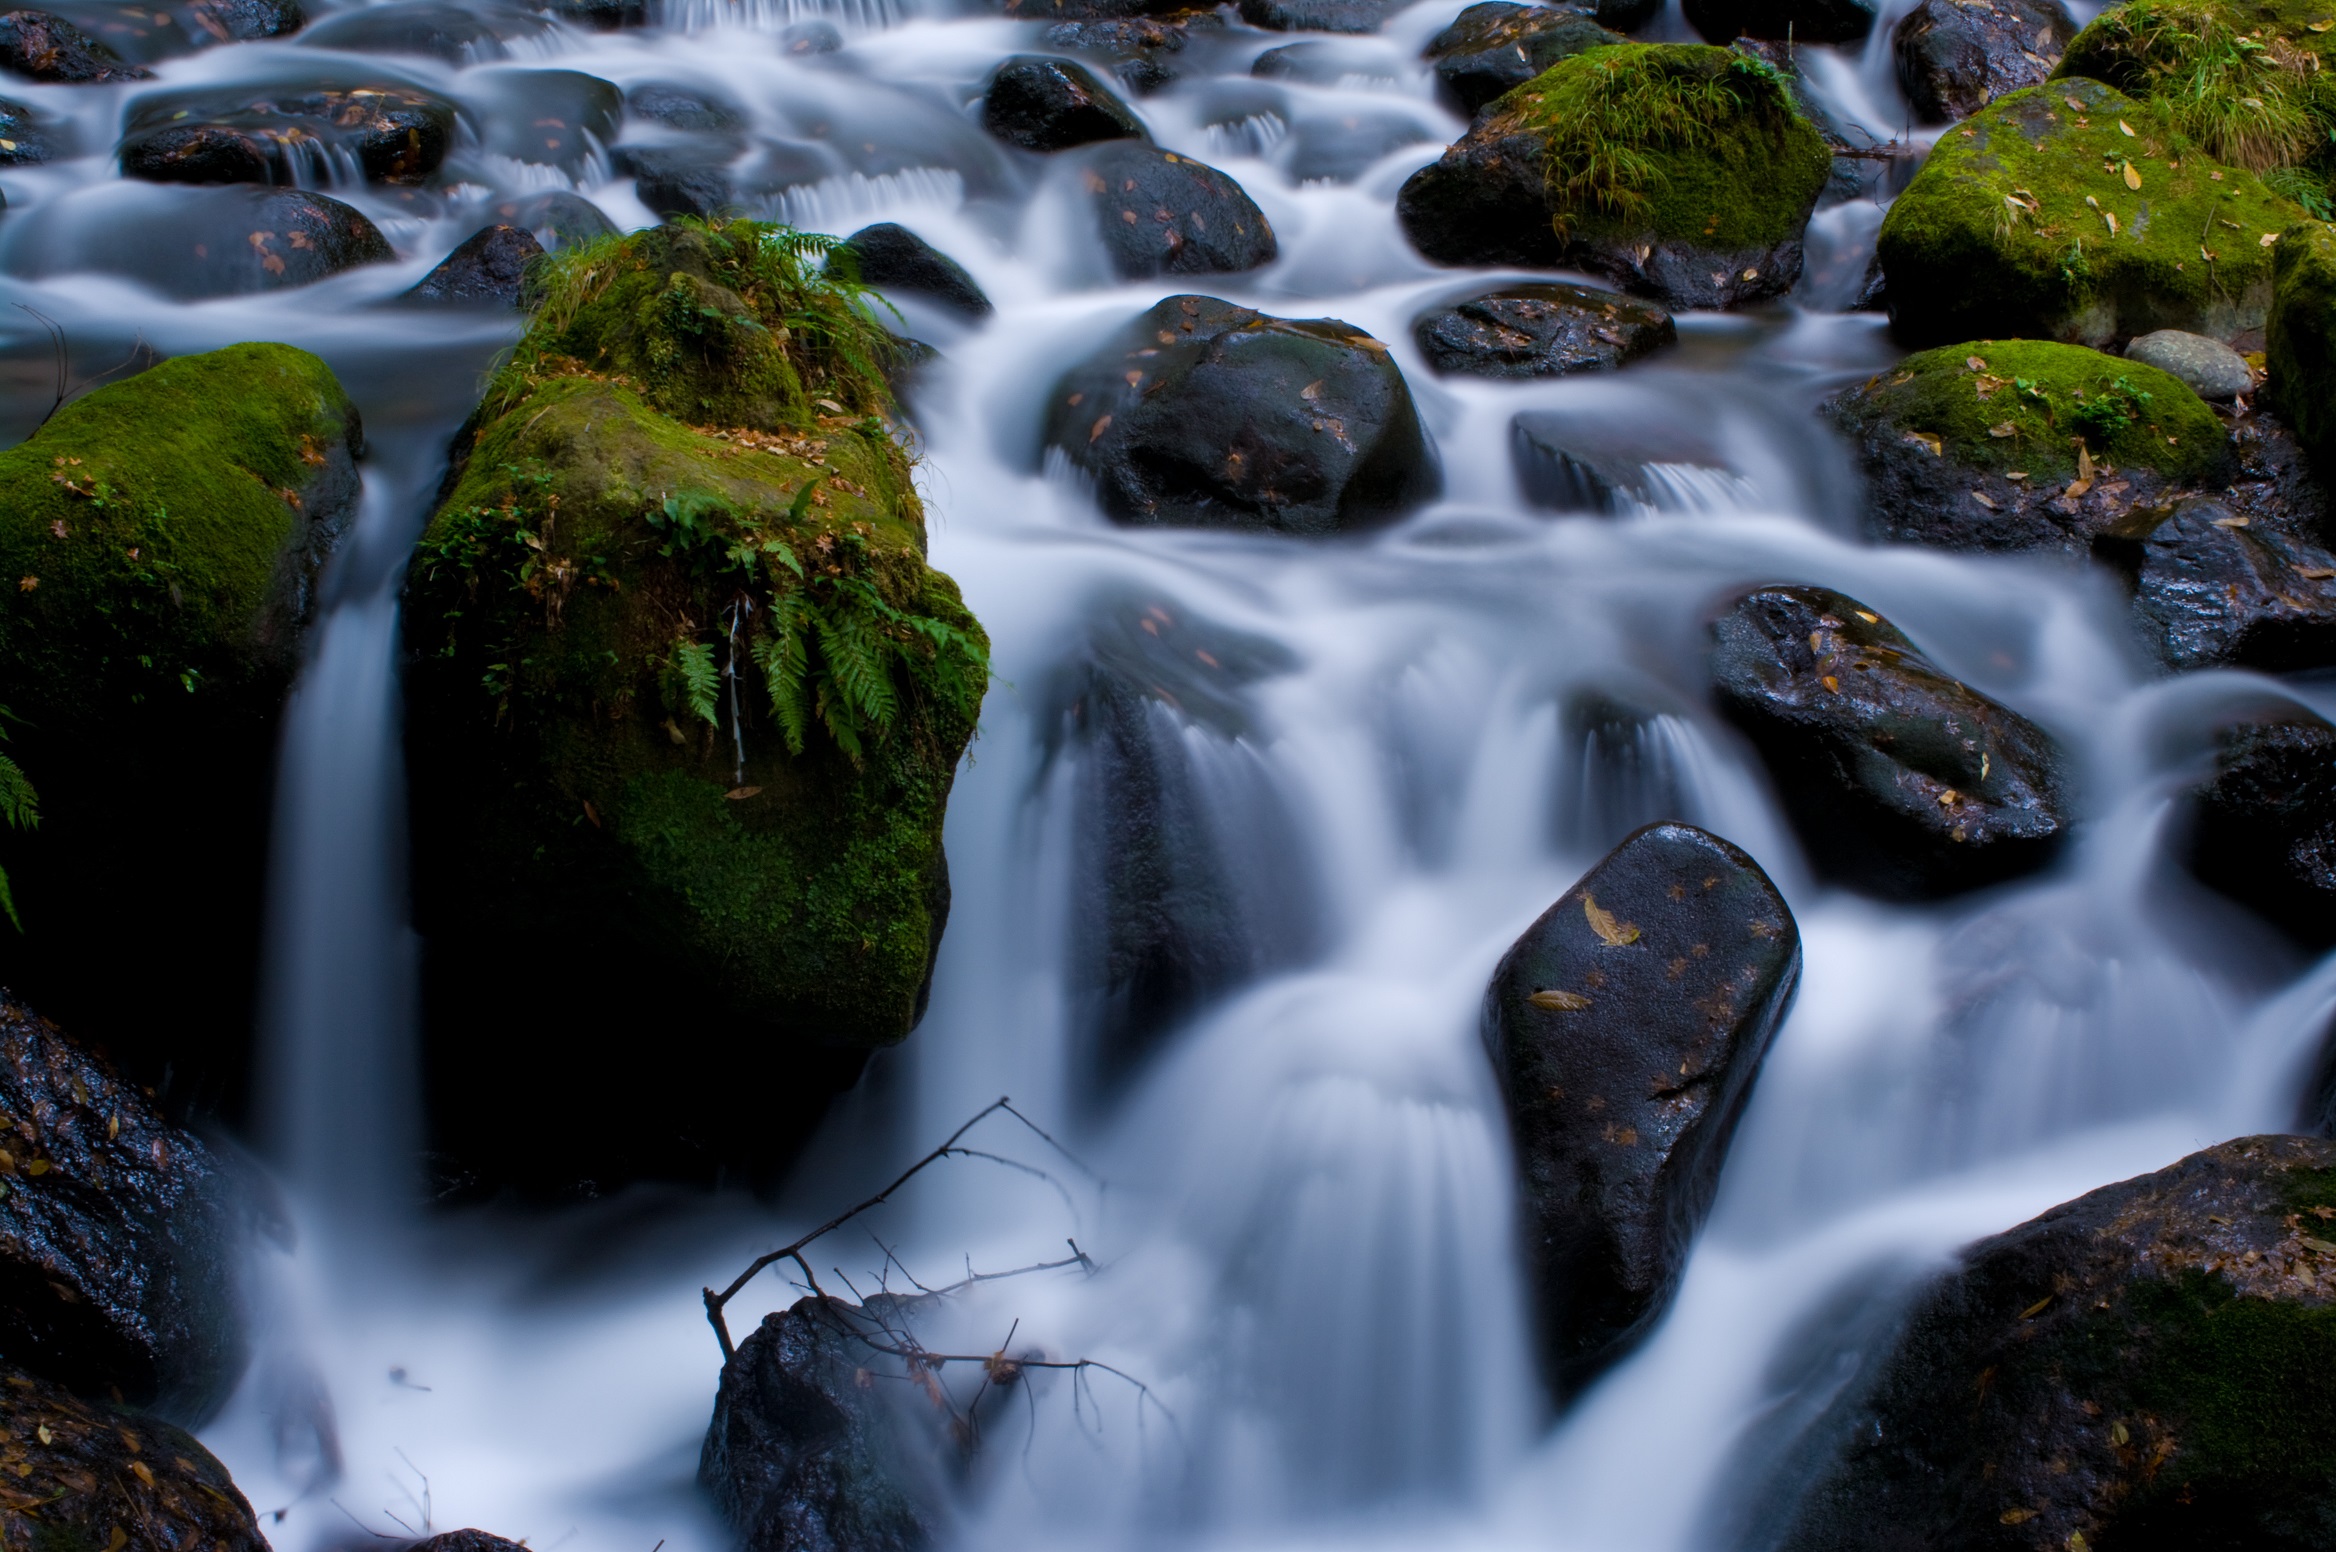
[2118,119,2135,135]
[1854,610,1879,623]
[1971,491,1998,509]
[33,1426,48,1445]
[2070,1533,2089,1552]
[2303,1234,2336,1252]
[2110,1420,2130,1445]
[1528,989,1593,1011]
[106,1531,126,1552]
[2122,160,2142,189]
[2001,1509,2037,1525]
[1903,431,1944,456]
[25,1161,49,1177]
[724,786,763,800]
[2313,14,2334,26]
[1582,894,1641,947]
[2021,1294,2053,1318]
[2263,231,2281,246]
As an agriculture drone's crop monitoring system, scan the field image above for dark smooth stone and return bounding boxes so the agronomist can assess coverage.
[1044,292,1439,534]
[465,67,621,172]
[837,222,990,317]
[612,143,734,219]
[0,9,145,80]
[2184,707,2336,947]
[1281,108,1436,183]
[477,187,616,249]
[0,93,59,162]
[298,0,549,62]
[37,0,301,63]
[1710,584,2069,899]
[0,1359,265,1546]
[1682,0,1875,43]
[408,1534,529,1552]
[406,222,542,307]
[624,77,747,135]
[1597,0,1659,28]
[1415,282,1674,379]
[540,0,643,27]
[2131,498,2336,673]
[1893,0,2072,123]
[982,54,1143,151]
[1511,409,1731,511]
[1079,140,1276,279]
[14,184,395,297]
[1485,822,1799,1395]
[1042,9,1221,93]
[1424,2,1621,112]
[1003,0,1191,20]
[1238,0,1395,31]
[118,80,456,186]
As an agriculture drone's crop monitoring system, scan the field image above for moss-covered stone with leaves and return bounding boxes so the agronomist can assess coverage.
[403,219,990,1193]
[2267,217,2336,477]
[1878,76,2303,346]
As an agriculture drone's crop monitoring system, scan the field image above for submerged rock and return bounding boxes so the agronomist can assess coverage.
[1682,0,1874,43]
[613,143,735,220]
[1892,0,2069,121]
[296,0,549,60]
[1078,141,1276,278]
[1413,282,1674,379]
[1823,340,2228,554]
[982,54,1143,151]
[1238,0,1396,30]
[1511,408,1735,511]
[1484,822,1800,1394]
[0,8,145,79]
[118,80,456,185]
[838,222,991,318]
[1396,43,1831,309]
[0,92,61,162]
[463,66,621,173]
[2183,706,2336,945]
[1710,585,2069,898]
[406,223,543,307]
[2126,327,2253,401]
[1775,1135,2336,1552]
[476,187,617,251]
[625,78,747,135]
[1877,79,2297,348]
[2130,497,2336,672]
[1043,293,1438,534]
[1424,3,1621,113]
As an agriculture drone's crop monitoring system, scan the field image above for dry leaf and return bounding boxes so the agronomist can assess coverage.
[1529,989,1593,1011]
[2118,119,2135,135]
[2212,513,2250,528]
[2293,565,2336,580]
[33,1426,48,1445]
[25,1161,48,1177]
[1972,491,1998,509]
[2313,14,2334,27]
[1938,788,1961,806]
[2303,1235,2336,1253]
[2106,211,2120,235]
[2001,1509,2037,1525]
[1904,431,1944,456]
[1854,610,1879,623]
[1989,421,2017,437]
[1822,674,1841,691]
[2077,443,2095,482]
[2263,231,2282,246]
[2021,1294,2053,1318]
[1966,355,1988,371]
[2110,1420,2130,1445]
[2071,1534,2090,1552]
[2064,95,2085,110]
[1582,894,1641,947]
[725,785,764,800]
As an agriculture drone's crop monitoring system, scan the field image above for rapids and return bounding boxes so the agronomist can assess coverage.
[0,0,2321,1545]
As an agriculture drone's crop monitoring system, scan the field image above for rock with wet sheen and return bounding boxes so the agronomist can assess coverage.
[2130,497,2336,672]
[2125,328,2254,401]
[2182,707,2336,945]
[838,222,991,317]
[1079,140,1277,278]
[1682,0,1874,41]
[1238,0,1396,31]
[982,54,1143,150]
[118,80,456,185]
[1413,282,1674,379]
[1042,9,1222,92]
[1484,822,1800,1394]
[39,0,301,62]
[1424,2,1621,112]
[0,93,61,162]
[1893,0,2071,122]
[297,0,549,61]
[1775,1135,2336,1552]
[407,223,543,307]
[624,78,747,135]
[613,143,735,219]
[0,8,145,79]
[464,67,621,172]
[1710,585,2069,898]
[476,187,618,250]
[408,1534,530,1552]
[81,185,394,296]
[1511,408,1734,512]
[1045,292,1439,533]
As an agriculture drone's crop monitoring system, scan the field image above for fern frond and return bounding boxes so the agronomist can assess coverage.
[753,603,813,756]
[674,639,721,727]
[815,600,897,732]
[0,866,17,933]
[0,751,35,833]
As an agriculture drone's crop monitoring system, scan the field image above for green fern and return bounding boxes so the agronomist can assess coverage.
[672,639,721,727]
[0,710,38,932]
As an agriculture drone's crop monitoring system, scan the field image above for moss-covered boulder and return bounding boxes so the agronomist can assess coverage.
[1396,44,1832,309]
[2267,218,2336,477]
[0,343,361,1110]
[1826,339,2228,551]
[1776,1135,2336,1552]
[403,221,987,1194]
[1880,78,2301,345]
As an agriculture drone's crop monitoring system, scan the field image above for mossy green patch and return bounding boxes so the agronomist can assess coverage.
[1878,77,2304,346]
[2267,217,2336,474]
[0,342,358,732]
[1838,339,2226,479]
[2058,0,2336,177]
[1489,43,1831,250]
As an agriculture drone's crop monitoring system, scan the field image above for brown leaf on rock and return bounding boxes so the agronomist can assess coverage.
[1582,894,1641,947]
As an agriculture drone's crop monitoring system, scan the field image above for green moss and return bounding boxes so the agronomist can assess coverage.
[1840,339,2227,478]
[2267,217,2336,472]
[2058,0,2333,171]
[1490,44,1832,250]
[0,343,357,730]
[1878,77,2304,346]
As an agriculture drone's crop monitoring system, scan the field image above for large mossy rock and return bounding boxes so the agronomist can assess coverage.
[404,221,987,1195]
[1711,585,2070,898]
[2267,218,2336,479]
[1396,44,1832,310]
[0,344,360,1114]
[1825,339,2227,552]
[1484,822,1800,1396]
[1777,1135,2336,1552]
[1878,78,2300,346]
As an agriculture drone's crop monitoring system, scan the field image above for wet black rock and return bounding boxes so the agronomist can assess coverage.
[1893,0,2071,122]
[0,8,145,79]
[2130,498,2336,672]
[613,143,734,219]
[0,94,59,162]
[477,187,618,250]
[1045,292,1439,534]
[46,184,395,297]
[1710,585,2069,898]
[624,77,747,135]
[0,1359,266,1548]
[1079,140,1276,278]
[1004,0,1190,22]
[1773,1135,2336,1552]
[1414,282,1673,379]
[540,0,644,27]
[466,67,621,172]
[406,1534,529,1552]
[297,0,549,61]
[2181,707,2336,945]
[1042,9,1221,93]
[40,0,301,63]
[0,992,250,1420]
[1238,0,1396,31]
[1425,2,1621,113]
[1484,822,1800,1395]
[1511,408,1733,511]
[1683,0,1874,42]
[838,222,991,317]
[702,1295,945,1552]
[407,223,543,307]
[119,80,456,185]
[1596,0,1660,29]
[983,54,1143,150]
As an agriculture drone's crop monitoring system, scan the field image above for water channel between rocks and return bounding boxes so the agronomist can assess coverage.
[0,0,2323,1544]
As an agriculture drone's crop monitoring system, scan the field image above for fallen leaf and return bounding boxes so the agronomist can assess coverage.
[1903,431,1944,456]
[724,785,763,800]
[33,1426,48,1445]
[1972,491,1999,509]
[2314,14,2334,26]
[129,1461,153,1487]
[1529,989,1592,1011]
[2303,1235,2336,1253]
[106,1531,126,1552]
[2212,513,2250,527]
[1854,610,1879,623]
[2263,231,2282,246]
[1967,355,1988,371]
[2077,443,2095,482]
[2002,1509,2038,1525]
[2106,211,2120,235]
[1822,674,1841,691]
[2110,1420,2130,1445]
[2064,95,2085,110]
[2118,119,2135,135]
[2021,1294,2053,1318]
[2071,1533,2090,1552]
[2293,565,2336,580]
[1583,894,1641,947]
[1938,788,1961,806]
[1989,421,2017,437]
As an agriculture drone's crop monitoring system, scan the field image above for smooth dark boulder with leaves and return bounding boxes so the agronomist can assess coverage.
[839,223,991,317]
[1078,140,1277,278]
[1892,0,2070,121]
[15,184,395,297]
[1237,0,1394,30]
[40,0,303,63]
[1425,4,1620,112]
[1044,293,1438,534]
[462,66,621,174]
[1711,585,2069,898]
[982,54,1143,151]
[118,79,456,185]
[406,223,544,307]
[2130,496,2336,671]
[2180,706,2336,945]
[1774,1135,2336,1552]
[1042,9,1221,93]
[0,8,144,79]
[1413,282,1673,379]
[1484,822,1799,1395]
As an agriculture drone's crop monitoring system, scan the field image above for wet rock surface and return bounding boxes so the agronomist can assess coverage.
[0,992,250,1420]
[406,222,542,306]
[1775,1135,2336,1552]
[1042,9,1221,92]
[118,80,456,185]
[1892,0,2070,123]
[0,93,61,161]
[1425,3,1621,112]
[2130,497,2336,672]
[1045,292,1438,534]
[1237,0,1395,31]
[297,0,549,61]
[983,54,1143,150]
[1710,585,2070,898]
[1413,282,1674,379]
[1511,409,1733,511]
[405,1534,530,1552]
[1079,140,1276,278]
[0,8,145,79]
[41,0,301,62]
[474,186,617,249]
[463,66,621,172]
[612,142,734,220]
[1682,0,1873,41]
[2126,328,2253,401]
[838,222,991,317]
[1484,822,1800,1394]
[72,185,394,296]
[2182,707,2336,945]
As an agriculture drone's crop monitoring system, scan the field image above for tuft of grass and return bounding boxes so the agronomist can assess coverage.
[2058,0,2322,170]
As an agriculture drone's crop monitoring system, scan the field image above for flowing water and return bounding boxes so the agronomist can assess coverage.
[0,0,2328,1545]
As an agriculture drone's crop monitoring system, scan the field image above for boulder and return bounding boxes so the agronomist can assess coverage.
[613,143,735,220]
[407,1535,528,1552]
[464,67,621,173]
[476,187,617,250]
[2126,327,2254,400]
[1238,0,1396,31]
[1483,822,1799,1394]
[982,55,1143,151]
[2267,218,2336,479]
[2182,706,2336,944]
[1040,9,1222,93]
[1876,79,2300,348]
[404,221,986,1194]
[1424,3,1621,113]
[1078,141,1277,278]
[625,79,747,137]
[1710,585,2070,898]
[0,346,360,1106]
[0,7,142,78]
[1003,0,1189,21]
[1396,44,1832,310]
[38,0,303,63]
[1042,293,1439,534]
[837,223,991,318]
[0,992,249,1419]
[0,1358,265,1549]
[406,223,543,307]
[118,80,456,186]
[542,0,643,26]
[33,184,396,298]
[1413,282,1674,378]
[296,0,549,60]
[1892,0,2070,121]
[1511,408,1735,511]
[2130,496,2336,671]
[1823,340,2228,553]
[1682,0,1874,43]
[0,94,60,163]
[1775,1135,2336,1552]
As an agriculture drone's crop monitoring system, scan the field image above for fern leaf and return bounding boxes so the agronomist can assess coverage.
[815,600,897,733]
[815,671,865,766]
[675,639,720,727]
[752,607,812,756]
[0,865,17,933]
[0,752,37,832]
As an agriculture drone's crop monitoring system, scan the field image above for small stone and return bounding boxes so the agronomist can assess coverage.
[2124,329,2254,400]
[1413,282,1674,379]
[406,223,544,309]
[837,223,991,318]
[981,54,1144,152]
